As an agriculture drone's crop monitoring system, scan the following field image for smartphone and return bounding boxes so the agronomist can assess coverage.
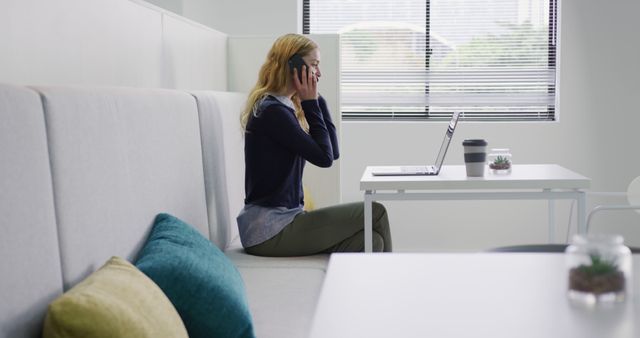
[288,54,308,82]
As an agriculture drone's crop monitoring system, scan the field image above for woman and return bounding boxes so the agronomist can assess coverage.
[238,34,392,256]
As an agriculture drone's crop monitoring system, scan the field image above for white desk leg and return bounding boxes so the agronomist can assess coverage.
[364,190,373,253]
[577,191,587,235]
[545,189,555,243]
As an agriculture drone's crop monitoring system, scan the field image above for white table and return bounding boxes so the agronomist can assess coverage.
[361,164,591,252]
[309,253,639,338]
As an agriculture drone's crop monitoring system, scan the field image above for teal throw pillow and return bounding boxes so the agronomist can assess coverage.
[135,213,255,338]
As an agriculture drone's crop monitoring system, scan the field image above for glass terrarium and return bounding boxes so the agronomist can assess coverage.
[565,234,632,304]
[487,148,512,174]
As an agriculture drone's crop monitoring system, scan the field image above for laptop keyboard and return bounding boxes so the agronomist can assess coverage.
[400,166,435,174]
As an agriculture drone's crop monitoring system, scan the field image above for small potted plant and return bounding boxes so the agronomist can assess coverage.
[488,155,511,174]
[568,254,625,297]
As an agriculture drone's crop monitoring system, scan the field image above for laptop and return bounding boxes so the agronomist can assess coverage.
[371,111,461,176]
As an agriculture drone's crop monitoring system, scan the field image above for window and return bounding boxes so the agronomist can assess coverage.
[303,0,558,121]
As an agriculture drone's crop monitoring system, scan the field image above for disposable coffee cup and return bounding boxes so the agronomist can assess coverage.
[462,139,488,177]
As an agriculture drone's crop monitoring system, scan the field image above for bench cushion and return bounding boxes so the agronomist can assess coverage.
[226,247,329,338]
[191,91,247,249]
[33,86,209,289]
[0,84,63,338]
[237,266,326,338]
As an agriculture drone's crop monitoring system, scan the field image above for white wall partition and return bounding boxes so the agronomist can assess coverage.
[0,0,226,91]
[227,34,341,209]
[162,14,227,90]
[0,0,162,87]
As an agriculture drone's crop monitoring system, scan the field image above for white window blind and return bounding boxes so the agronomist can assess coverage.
[304,0,557,121]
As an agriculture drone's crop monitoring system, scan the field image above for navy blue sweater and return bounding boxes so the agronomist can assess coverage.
[244,95,339,208]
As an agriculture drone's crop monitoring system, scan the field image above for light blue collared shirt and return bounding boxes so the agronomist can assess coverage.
[236,204,304,248]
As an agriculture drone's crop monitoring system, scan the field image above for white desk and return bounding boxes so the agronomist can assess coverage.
[309,253,639,338]
[361,164,591,252]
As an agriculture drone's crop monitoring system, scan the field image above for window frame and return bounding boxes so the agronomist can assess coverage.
[303,0,559,122]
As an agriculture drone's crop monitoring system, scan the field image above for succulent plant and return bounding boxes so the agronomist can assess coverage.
[493,156,510,164]
[569,253,625,295]
[574,254,618,277]
[489,155,511,170]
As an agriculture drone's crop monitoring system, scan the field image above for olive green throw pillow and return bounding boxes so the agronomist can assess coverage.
[135,213,256,338]
[43,256,188,338]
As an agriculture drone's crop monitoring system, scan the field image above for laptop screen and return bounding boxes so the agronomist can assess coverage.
[433,111,461,170]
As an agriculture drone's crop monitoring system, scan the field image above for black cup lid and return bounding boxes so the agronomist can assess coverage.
[462,139,488,146]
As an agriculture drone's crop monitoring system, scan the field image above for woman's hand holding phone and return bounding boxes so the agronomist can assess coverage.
[292,65,318,101]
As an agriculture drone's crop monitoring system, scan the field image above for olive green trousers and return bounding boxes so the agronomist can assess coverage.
[244,202,392,256]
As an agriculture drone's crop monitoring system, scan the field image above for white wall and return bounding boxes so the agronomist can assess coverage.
[0,0,227,91]
[182,0,300,35]
[184,0,640,251]
[145,0,182,14]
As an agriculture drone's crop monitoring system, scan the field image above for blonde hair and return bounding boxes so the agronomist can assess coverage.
[241,34,318,132]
